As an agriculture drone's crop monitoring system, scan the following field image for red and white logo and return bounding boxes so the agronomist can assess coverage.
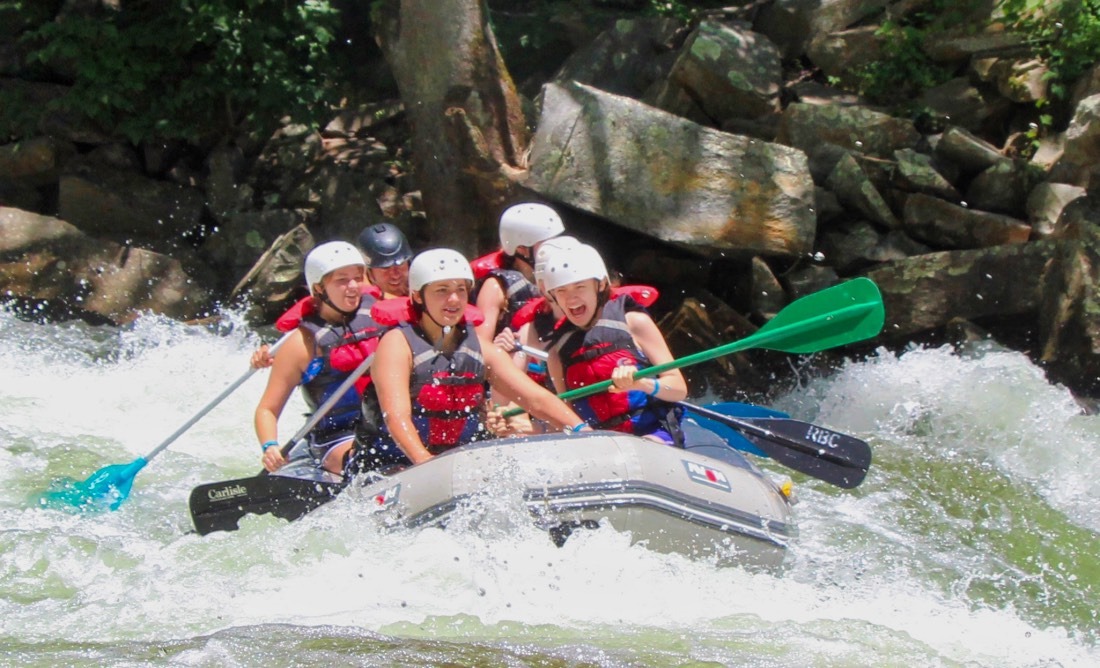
[683,460,731,492]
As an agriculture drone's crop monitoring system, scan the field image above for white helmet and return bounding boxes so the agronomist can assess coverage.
[534,235,582,290]
[409,248,474,292]
[540,243,609,294]
[304,241,365,290]
[499,203,564,255]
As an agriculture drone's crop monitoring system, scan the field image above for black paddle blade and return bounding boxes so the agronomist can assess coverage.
[189,474,346,536]
[736,418,871,489]
[682,402,872,489]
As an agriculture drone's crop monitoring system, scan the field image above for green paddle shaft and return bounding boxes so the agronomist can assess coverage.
[506,278,884,414]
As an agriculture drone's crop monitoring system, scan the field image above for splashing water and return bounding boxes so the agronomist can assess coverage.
[1,308,1096,666]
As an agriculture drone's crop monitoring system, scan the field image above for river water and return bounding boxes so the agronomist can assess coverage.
[1,307,1096,667]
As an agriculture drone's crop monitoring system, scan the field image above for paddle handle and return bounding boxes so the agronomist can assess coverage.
[278,351,374,456]
[516,343,549,361]
[142,331,293,462]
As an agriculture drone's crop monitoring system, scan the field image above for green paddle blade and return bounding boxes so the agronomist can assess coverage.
[37,458,147,512]
[550,278,885,405]
[745,276,884,354]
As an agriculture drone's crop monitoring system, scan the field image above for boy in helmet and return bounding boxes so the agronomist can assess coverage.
[472,203,564,343]
[358,222,413,299]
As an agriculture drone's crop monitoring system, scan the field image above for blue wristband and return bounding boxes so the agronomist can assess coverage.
[261,440,280,452]
[569,422,587,433]
[648,378,661,397]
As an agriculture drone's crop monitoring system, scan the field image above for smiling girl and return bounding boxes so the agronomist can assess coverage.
[352,248,590,470]
[256,242,388,474]
[543,243,688,445]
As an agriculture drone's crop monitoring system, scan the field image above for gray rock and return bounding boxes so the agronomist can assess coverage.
[919,77,1009,134]
[826,152,900,229]
[527,81,816,258]
[1038,197,1100,394]
[655,20,782,123]
[1061,94,1100,188]
[894,148,960,201]
[806,25,883,89]
[964,160,1040,218]
[777,102,921,159]
[58,165,205,241]
[202,208,316,290]
[554,17,684,101]
[229,223,315,324]
[902,193,1031,249]
[754,0,891,60]
[0,136,76,187]
[0,206,210,324]
[867,239,1057,338]
[749,256,786,319]
[935,125,1007,174]
[1027,182,1086,239]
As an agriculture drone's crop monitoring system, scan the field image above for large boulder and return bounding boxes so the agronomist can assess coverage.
[58,162,205,242]
[902,193,1031,249]
[777,102,921,160]
[653,20,782,124]
[0,206,211,324]
[1038,197,1100,395]
[866,240,1057,338]
[527,81,816,258]
[0,136,76,187]
[754,0,891,60]
[553,17,684,100]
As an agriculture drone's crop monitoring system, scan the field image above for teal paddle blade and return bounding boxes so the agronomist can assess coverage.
[37,458,147,512]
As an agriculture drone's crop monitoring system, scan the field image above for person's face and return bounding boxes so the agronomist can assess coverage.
[549,278,601,327]
[369,262,410,297]
[320,265,366,311]
[416,279,469,326]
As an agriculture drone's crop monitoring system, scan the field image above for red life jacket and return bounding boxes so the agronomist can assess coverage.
[551,294,666,437]
[470,249,506,281]
[276,284,384,332]
[363,316,488,451]
[511,285,660,331]
[370,297,485,328]
[297,294,387,439]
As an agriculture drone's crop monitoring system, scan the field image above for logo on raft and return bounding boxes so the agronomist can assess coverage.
[373,483,400,509]
[207,484,248,501]
[682,460,731,492]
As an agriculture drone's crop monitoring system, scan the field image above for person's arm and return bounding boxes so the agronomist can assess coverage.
[484,340,588,432]
[255,330,310,472]
[610,311,688,402]
[474,277,507,342]
[371,329,434,464]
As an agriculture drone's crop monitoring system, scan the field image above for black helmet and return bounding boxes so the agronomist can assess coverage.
[357,223,413,268]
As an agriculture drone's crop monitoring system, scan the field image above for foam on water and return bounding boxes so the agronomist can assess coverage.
[0,309,1096,666]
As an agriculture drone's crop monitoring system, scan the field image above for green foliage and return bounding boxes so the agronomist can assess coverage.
[1001,0,1100,101]
[847,0,984,109]
[854,19,955,108]
[3,0,340,144]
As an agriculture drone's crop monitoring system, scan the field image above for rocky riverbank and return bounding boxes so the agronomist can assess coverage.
[1,4,1097,400]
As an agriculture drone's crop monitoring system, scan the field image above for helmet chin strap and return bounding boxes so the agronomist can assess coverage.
[513,248,534,267]
[415,289,455,351]
[317,291,358,321]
